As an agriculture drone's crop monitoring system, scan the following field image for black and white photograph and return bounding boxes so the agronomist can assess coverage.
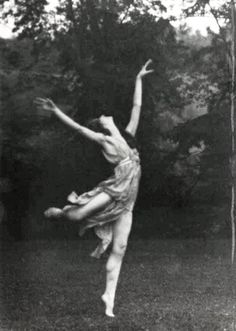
[0,0,236,330]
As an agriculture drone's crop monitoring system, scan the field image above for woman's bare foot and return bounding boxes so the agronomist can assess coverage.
[67,191,79,204]
[101,293,115,317]
[44,207,64,219]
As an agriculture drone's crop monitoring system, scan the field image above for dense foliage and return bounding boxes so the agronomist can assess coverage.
[0,0,233,238]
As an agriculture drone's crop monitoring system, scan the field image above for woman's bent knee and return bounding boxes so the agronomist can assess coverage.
[64,206,84,222]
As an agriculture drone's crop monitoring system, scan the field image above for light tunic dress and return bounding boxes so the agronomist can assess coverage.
[69,135,141,256]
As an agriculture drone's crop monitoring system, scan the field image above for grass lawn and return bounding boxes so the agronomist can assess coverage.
[0,238,235,330]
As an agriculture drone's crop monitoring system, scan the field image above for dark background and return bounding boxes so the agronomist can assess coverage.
[0,0,233,240]
[1,2,236,330]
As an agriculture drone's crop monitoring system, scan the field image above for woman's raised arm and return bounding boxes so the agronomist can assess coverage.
[125,60,154,137]
[34,98,105,143]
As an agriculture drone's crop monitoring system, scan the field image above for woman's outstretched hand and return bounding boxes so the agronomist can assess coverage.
[137,59,154,78]
[34,97,59,113]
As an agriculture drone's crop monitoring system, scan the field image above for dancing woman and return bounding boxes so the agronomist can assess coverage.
[35,59,153,317]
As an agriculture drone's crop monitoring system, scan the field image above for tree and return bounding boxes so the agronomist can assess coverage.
[1,0,49,39]
[1,1,189,237]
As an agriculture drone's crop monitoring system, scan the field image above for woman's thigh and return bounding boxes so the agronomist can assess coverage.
[64,192,112,220]
[112,211,133,246]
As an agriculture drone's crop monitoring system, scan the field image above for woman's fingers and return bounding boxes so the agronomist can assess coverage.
[145,69,154,75]
[34,99,48,108]
[35,97,46,101]
[34,100,43,105]
[34,100,51,112]
[139,59,154,76]
[46,98,53,103]
[35,97,54,105]
[34,97,47,103]
[46,98,56,108]
[34,102,46,108]
[34,97,56,111]
[144,59,152,69]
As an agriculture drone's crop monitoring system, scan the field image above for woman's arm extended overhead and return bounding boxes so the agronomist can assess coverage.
[125,59,154,137]
[34,98,105,143]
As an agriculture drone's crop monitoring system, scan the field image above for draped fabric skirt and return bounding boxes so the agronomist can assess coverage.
[69,150,141,254]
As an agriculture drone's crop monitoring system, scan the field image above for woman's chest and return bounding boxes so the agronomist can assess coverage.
[102,137,130,163]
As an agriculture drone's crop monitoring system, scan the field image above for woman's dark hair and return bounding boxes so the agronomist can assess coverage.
[87,118,111,136]
[87,118,138,150]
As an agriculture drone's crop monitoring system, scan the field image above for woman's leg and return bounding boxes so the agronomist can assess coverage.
[45,192,112,222]
[102,211,133,317]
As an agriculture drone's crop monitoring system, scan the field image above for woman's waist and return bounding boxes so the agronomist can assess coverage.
[118,156,132,166]
[117,154,140,166]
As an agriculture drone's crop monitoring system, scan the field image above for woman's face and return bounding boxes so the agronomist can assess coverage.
[99,115,114,129]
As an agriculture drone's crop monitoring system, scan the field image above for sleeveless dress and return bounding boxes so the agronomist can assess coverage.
[68,135,141,257]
